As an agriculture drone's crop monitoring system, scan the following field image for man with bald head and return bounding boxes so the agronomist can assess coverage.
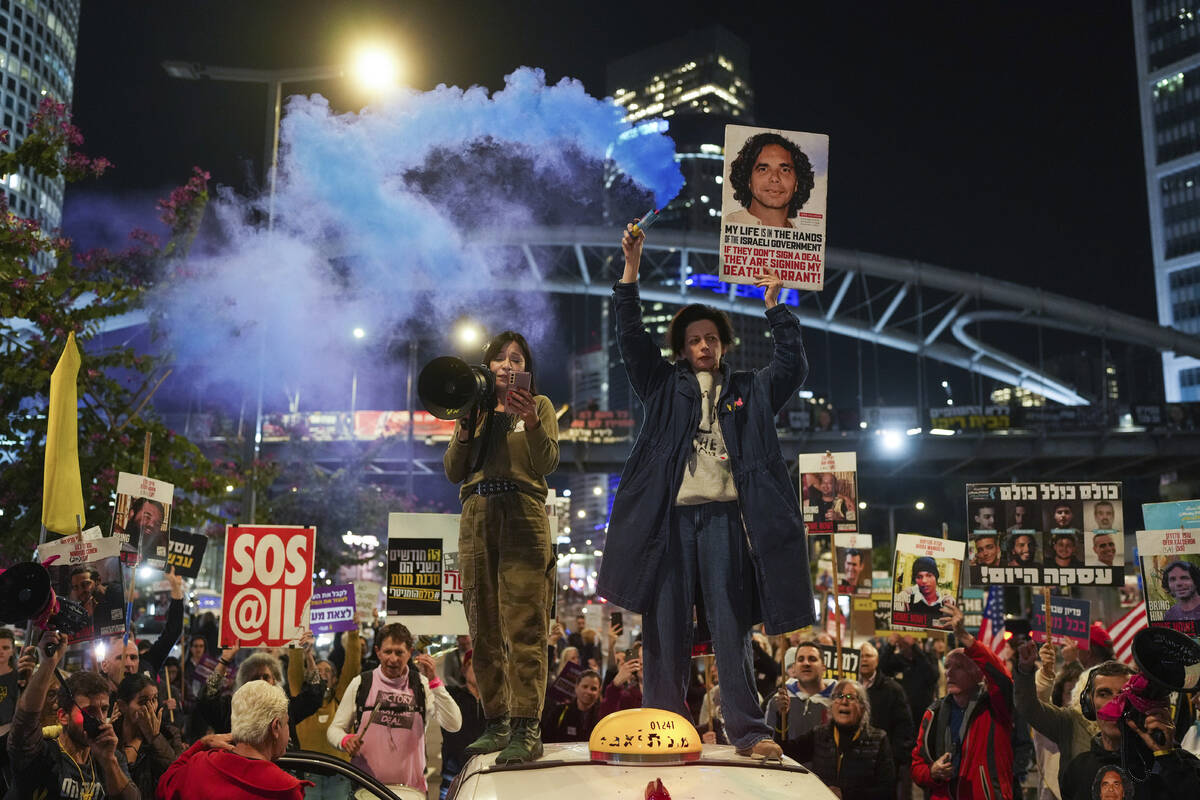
[859,642,914,794]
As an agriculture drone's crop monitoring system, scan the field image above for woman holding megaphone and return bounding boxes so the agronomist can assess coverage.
[443,330,559,765]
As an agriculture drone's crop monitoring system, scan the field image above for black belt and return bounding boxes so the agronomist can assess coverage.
[473,479,520,496]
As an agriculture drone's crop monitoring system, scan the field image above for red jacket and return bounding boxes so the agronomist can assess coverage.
[911,640,1013,800]
[156,740,313,800]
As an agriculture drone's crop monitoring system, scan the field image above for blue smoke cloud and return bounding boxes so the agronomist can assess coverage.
[155,67,682,403]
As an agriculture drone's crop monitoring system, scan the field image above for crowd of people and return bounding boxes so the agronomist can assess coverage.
[6,604,1200,799]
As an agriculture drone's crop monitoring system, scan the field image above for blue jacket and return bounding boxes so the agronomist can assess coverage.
[597,281,814,634]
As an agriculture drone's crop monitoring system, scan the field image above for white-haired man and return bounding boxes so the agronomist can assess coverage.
[158,680,312,799]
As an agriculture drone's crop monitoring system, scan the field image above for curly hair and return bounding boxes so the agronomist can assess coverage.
[666,304,735,364]
[483,330,537,394]
[1161,559,1200,595]
[728,132,815,218]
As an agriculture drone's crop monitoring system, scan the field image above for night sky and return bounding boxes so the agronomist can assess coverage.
[66,2,1153,318]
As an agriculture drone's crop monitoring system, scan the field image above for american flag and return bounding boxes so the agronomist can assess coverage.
[1110,603,1148,665]
[978,586,1007,654]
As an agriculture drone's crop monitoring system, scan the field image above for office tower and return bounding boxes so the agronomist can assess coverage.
[607,25,755,232]
[1133,2,1200,399]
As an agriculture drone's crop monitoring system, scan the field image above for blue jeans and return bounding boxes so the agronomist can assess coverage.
[642,501,771,750]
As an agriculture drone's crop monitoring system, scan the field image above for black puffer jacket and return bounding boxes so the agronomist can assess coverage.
[778,722,896,800]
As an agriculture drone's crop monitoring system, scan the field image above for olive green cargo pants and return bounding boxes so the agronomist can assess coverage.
[459,491,555,719]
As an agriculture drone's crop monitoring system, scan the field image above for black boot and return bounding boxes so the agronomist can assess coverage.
[495,716,543,764]
[464,715,511,756]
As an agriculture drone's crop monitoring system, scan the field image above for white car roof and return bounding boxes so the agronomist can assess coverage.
[447,742,835,800]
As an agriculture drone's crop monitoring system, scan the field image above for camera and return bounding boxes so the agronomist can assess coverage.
[0,562,94,654]
[417,357,496,421]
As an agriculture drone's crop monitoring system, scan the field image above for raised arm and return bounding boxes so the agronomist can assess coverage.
[613,224,672,400]
[755,269,808,413]
[143,569,185,676]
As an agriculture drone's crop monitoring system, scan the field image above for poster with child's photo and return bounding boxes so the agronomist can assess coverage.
[719,123,829,291]
[891,534,965,630]
[111,472,173,568]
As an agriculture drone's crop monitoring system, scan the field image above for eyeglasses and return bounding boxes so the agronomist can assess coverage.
[832,693,861,703]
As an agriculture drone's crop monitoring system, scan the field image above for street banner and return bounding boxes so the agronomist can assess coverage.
[112,472,174,567]
[165,529,207,579]
[891,533,964,631]
[309,583,357,634]
[1031,594,1091,648]
[219,524,315,647]
[1135,528,1200,638]
[833,533,872,596]
[965,482,1123,586]
[386,513,468,635]
[799,451,858,534]
[719,123,828,291]
[39,534,126,643]
[817,644,860,681]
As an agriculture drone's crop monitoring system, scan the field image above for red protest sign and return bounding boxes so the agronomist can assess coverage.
[220,524,315,647]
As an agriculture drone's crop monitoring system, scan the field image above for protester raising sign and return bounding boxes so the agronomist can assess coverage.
[386,512,467,635]
[891,534,965,631]
[1135,528,1200,639]
[219,525,315,647]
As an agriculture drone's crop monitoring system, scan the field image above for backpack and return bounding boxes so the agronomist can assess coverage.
[351,668,427,732]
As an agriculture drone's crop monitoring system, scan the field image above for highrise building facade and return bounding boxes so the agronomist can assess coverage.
[607,25,754,232]
[0,0,79,232]
[1133,1,1200,399]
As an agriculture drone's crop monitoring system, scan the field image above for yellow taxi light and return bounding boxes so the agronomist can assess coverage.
[588,708,703,764]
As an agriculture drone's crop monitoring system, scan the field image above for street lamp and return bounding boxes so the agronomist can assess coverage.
[454,319,484,350]
[351,44,400,94]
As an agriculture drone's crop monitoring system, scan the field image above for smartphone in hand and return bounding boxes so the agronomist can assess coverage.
[510,371,532,392]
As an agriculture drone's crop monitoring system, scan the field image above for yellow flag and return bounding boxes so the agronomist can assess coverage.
[42,332,84,535]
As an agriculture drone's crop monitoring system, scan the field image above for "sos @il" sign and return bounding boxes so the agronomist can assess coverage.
[220,524,315,647]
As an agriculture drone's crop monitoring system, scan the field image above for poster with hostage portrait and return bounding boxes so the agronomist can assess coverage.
[799,451,858,534]
[1091,764,1132,800]
[39,535,127,643]
[966,482,1123,587]
[719,123,829,291]
[1135,528,1200,638]
[111,471,174,568]
[833,533,872,596]
[891,534,965,631]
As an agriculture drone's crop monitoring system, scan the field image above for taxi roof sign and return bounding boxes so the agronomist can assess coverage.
[588,708,702,763]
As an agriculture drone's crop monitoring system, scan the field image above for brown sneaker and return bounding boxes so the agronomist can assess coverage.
[735,738,783,759]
